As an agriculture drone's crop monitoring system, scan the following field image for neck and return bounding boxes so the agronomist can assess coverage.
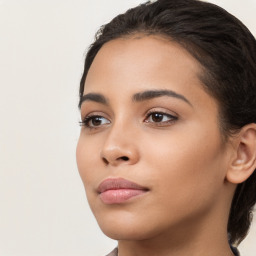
[118,230,234,256]
[117,206,234,256]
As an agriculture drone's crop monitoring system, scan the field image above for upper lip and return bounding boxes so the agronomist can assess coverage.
[97,178,149,193]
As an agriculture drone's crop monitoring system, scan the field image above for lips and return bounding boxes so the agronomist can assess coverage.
[97,178,149,204]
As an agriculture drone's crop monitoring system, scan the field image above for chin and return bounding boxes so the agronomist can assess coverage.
[100,223,155,241]
[93,210,157,240]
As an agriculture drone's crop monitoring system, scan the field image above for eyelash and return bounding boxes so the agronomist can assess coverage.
[79,115,110,129]
[144,110,178,126]
[79,111,178,129]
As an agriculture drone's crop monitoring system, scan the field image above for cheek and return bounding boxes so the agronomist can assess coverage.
[143,123,225,203]
[76,135,99,188]
[76,138,86,184]
[133,130,226,236]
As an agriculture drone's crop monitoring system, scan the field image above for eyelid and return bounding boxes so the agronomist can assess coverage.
[144,107,178,118]
[143,108,178,125]
[80,111,110,121]
[80,111,111,129]
[79,108,178,129]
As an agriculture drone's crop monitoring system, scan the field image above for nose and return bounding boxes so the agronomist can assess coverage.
[100,125,140,166]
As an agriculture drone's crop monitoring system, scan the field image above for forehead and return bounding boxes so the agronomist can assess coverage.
[83,35,216,110]
[84,35,202,92]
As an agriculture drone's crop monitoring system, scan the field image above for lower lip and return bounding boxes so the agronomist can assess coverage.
[99,189,147,204]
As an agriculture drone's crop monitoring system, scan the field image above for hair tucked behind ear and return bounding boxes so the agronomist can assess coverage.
[79,0,256,245]
[228,176,256,245]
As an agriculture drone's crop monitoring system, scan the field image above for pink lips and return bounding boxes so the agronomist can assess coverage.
[97,178,149,204]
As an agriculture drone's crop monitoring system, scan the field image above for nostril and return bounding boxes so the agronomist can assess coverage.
[102,157,109,165]
[102,156,129,165]
[119,156,129,161]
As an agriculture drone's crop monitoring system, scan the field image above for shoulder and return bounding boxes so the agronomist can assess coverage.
[105,247,118,256]
[230,245,240,256]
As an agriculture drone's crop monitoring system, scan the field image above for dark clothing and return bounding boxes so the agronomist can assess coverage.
[105,246,240,256]
[105,247,118,256]
[231,245,240,256]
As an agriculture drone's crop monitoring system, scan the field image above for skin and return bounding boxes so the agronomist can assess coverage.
[76,36,239,256]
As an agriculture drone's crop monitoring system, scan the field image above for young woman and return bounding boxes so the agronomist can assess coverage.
[76,0,256,255]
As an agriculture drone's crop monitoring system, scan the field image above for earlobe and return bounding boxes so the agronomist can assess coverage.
[226,123,256,184]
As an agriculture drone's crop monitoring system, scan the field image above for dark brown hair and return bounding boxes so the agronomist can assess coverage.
[79,0,256,245]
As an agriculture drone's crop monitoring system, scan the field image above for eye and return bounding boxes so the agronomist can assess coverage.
[80,115,111,128]
[144,111,177,124]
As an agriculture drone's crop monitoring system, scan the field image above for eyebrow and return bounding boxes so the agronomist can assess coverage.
[79,89,192,109]
[79,93,108,108]
[133,89,192,106]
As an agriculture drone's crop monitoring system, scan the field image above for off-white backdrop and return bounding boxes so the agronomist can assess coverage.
[0,0,255,255]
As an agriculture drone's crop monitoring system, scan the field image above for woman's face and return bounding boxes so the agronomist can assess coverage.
[76,36,231,240]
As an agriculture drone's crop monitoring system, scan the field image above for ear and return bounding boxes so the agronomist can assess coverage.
[226,123,256,184]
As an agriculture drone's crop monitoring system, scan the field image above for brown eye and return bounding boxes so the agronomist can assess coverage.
[91,116,104,126]
[80,115,111,128]
[151,113,164,122]
[145,112,177,124]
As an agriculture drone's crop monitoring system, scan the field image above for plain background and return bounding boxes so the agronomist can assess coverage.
[0,0,255,255]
